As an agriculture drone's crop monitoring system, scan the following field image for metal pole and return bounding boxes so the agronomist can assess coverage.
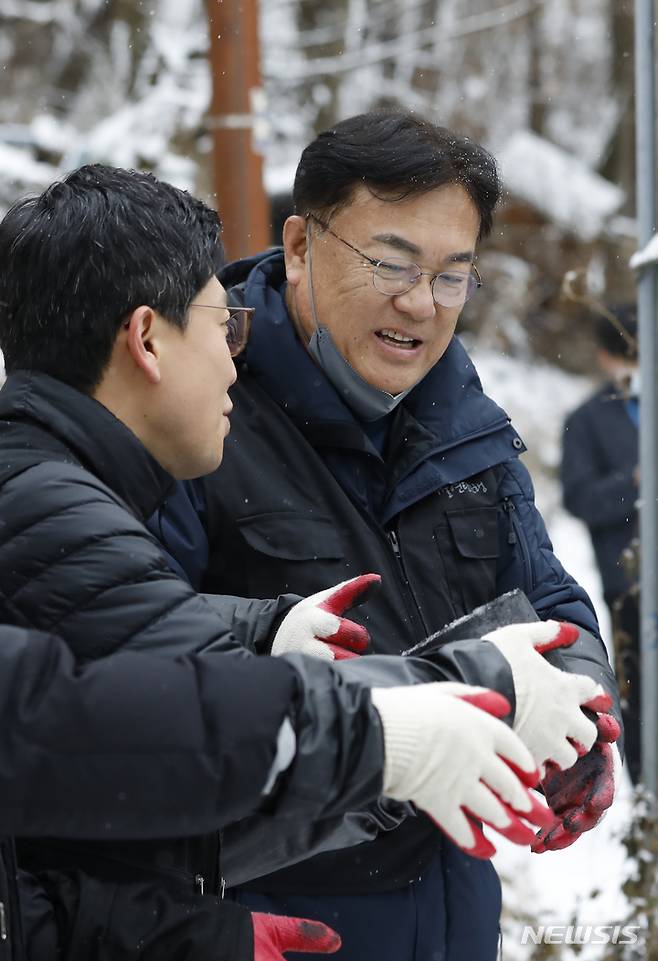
[206,0,271,260]
[634,0,658,794]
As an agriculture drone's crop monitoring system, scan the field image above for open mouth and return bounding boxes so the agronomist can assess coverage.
[375,328,422,350]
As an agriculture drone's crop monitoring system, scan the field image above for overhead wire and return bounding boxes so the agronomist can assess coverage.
[264,0,554,81]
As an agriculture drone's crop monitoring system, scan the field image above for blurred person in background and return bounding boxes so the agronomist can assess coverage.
[561,305,639,782]
[151,111,622,961]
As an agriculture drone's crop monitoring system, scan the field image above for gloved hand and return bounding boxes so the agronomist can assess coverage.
[483,620,609,775]
[370,682,556,859]
[252,912,341,959]
[272,573,381,661]
[532,707,622,853]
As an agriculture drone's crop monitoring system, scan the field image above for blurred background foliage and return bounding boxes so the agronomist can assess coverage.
[0,0,637,370]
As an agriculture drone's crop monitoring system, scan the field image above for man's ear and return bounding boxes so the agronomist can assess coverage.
[283,215,308,288]
[124,306,162,385]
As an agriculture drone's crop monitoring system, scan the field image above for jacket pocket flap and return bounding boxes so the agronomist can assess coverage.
[237,512,344,561]
[446,508,499,559]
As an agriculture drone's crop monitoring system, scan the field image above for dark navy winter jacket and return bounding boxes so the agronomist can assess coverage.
[561,382,638,599]
[148,251,618,914]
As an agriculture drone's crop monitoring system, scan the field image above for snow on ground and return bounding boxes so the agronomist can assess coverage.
[495,779,635,961]
[469,344,634,960]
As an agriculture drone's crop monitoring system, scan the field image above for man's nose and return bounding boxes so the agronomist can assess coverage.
[228,354,238,387]
[392,276,437,321]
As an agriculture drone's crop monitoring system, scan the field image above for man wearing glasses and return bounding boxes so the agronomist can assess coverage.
[162,111,620,961]
[0,161,572,960]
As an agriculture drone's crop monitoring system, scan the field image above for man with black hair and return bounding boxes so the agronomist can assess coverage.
[0,163,560,960]
[562,305,640,781]
[0,163,354,960]
[151,111,622,961]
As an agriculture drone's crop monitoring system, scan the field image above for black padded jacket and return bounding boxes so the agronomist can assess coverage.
[0,371,394,959]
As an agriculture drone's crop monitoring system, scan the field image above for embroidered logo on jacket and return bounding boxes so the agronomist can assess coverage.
[442,480,489,499]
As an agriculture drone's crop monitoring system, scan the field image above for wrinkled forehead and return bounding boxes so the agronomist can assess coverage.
[331,184,481,262]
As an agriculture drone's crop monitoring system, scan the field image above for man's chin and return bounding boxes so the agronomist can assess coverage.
[205,447,225,476]
[356,357,433,397]
[174,449,224,481]
[362,371,424,396]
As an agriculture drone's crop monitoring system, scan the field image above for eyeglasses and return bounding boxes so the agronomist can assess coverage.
[309,215,482,309]
[189,304,254,357]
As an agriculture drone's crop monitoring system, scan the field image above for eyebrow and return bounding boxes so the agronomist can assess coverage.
[446,251,476,265]
[370,233,474,265]
[371,233,422,257]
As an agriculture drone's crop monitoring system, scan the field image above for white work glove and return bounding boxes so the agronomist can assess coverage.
[370,682,556,859]
[483,620,610,776]
[272,574,380,661]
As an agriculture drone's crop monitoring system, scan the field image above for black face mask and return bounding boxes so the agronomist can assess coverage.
[307,324,414,422]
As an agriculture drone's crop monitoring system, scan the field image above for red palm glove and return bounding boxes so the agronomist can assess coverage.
[531,705,622,853]
[252,912,341,959]
[272,573,381,661]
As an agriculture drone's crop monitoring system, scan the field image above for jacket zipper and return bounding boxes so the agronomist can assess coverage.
[342,493,430,644]
[196,830,226,898]
[388,528,401,558]
[386,528,430,638]
[219,830,226,898]
[0,839,25,959]
[502,498,532,592]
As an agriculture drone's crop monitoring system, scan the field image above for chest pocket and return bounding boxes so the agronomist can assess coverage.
[433,507,500,618]
[236,512,346,596]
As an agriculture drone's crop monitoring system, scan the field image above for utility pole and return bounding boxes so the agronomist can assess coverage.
[206,0,271,260]
[634,0,658,795]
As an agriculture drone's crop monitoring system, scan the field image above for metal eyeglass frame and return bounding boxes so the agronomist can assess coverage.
[308,214,482,308]
[189,304,255,357]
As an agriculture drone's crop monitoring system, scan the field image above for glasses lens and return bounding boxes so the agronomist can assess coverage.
[226,308,251,357]
[372,259,419,295]
[432,271,479,308]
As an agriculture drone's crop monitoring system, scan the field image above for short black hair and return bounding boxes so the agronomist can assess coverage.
[0,164,223,393]
[596,304,637,360]
[293,110,500,240]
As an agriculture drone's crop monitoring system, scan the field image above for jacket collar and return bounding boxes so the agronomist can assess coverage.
[0,371,175,520]
[223,249,522,457]
[226,250,358,429]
